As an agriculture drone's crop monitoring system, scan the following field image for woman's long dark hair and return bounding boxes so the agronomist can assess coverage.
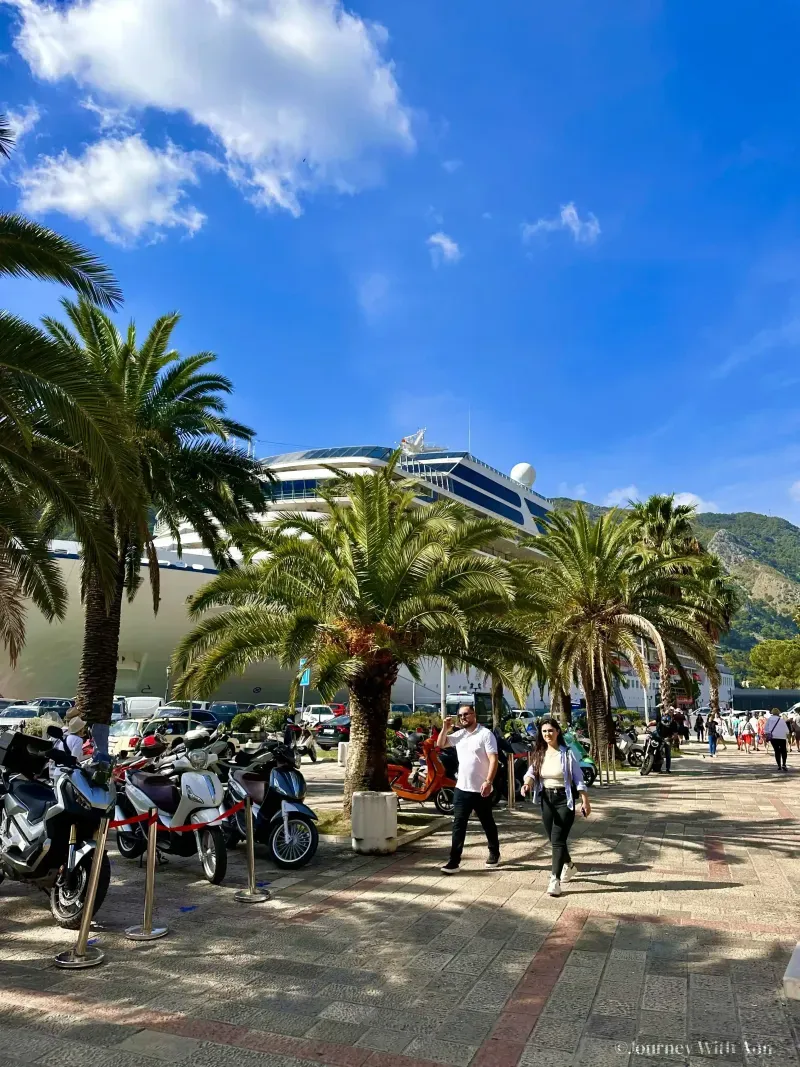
[530,716,567,780]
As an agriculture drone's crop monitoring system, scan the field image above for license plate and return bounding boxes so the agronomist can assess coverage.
[322,729,335,735]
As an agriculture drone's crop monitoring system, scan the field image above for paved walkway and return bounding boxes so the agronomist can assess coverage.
[1,742,799,1067]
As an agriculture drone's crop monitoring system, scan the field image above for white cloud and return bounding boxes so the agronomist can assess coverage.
[673,491,719,513]
[8,0,413,220]
[427,231,461,266]
[5,102,40,143]
[790,482,800,503]
[357,272,390,320]
[557,481,588,500]
[604,485,640,506]
[81,95,135,133]
[522,201,601,245]
[442,159,461,173]
[17,135,207,244]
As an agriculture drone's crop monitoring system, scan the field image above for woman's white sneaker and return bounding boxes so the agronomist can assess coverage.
[548,875,562,897]
[560,863,576,884]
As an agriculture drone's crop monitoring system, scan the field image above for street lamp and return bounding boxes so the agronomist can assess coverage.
[164,665,172,704]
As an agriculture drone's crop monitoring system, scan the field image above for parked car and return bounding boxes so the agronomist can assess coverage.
[390,703,413,718]
[137,715,217,748]
[155,707,218,728]
[126,696,164,717]
[236,703,255,713]
[0,699,27,713]
[329,702,348,715]
[301,704,336,727]
[26,697,74,715]
[111,698,127,722]
[108,718,146,757]
[315,714,351,749]
[208,701,240,725]
[0,705,63,732]
[160,700,209,712]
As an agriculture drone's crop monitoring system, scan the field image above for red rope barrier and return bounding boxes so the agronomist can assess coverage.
[109,799,245,834]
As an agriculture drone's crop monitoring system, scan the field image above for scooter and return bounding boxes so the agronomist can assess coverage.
[114,738,227,884]
[615,726,644,767]
[564,730,598,787]
[0,727,115,928]
[223,741,319,868]
[388,738,457,814]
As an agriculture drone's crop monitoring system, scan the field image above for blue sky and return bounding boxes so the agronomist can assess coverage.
[3,0,800,520]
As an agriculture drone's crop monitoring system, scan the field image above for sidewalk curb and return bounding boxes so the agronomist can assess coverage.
[397,815,451,847]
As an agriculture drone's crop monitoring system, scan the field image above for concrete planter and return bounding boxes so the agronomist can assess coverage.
[351,791,397,854]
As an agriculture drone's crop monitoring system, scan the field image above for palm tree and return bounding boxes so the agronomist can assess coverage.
[172,457,541,815]
[0,116,123,663]
[522,505,714,757]
[44,298,265,740]
[628,494,703,711]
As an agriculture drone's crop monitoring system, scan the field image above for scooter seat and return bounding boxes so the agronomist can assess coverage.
[128,771,181,814]
[232,769,267,804]
[9,779,54,823]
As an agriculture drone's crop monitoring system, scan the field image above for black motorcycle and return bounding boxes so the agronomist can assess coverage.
[223,741,319,868]
[639,730,666,776]
[0,728,115,928]
[491,727,530,805]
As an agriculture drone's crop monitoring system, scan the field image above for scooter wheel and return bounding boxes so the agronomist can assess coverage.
[268,815,318,868]
[434,787,454,815]
[628,750,643,767]
[116,829,146,859]
[640,754,655,776]
[50,850,111,929]
[200,827,228,884]
[582,766,597,788]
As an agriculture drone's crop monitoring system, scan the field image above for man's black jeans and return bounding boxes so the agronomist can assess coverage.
[449,787,499,863]
[540,787,576,876]
[771,738,788,769]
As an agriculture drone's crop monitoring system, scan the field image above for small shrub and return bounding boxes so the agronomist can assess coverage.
[403,712,440,731]
[231,711,262,733]
[260,707,289,732]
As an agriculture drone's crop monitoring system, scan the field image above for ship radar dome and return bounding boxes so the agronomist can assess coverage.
[510,462,536,487]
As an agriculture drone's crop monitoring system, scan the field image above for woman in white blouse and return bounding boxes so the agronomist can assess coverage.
[521,717,590,898]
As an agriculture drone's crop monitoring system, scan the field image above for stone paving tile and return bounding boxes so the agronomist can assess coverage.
[354,1029,413,1054]
[117,1030,202,1062]
[575,1036,629,1067]
[530,1016,587,1052]
[305,1019,369,1044]
[403,1036,479,1066]
[519,1048,576,1067]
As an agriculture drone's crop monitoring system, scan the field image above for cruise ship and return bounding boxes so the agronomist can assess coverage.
[0,434,555,705]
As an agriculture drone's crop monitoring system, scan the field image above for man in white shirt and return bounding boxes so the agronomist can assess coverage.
[437,705,500,874]
[765,709,790,771]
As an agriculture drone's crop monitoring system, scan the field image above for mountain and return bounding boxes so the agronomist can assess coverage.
[550,500,800,680]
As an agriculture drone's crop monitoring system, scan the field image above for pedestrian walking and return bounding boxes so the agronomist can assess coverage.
[695,713,705,743]
[521,717,590,898]
[438,705,500,874]
[765,708,790,771]
[757,713,767,751]
[707,713,719,757]
[748,713,760,750]
[741,717,754,753]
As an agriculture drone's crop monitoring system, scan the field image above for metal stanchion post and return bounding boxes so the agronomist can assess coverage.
[126,809,168,941]
[54,817,110,969]
[506,754,515,811]
[235,797,270,904]
[610,745,617,783]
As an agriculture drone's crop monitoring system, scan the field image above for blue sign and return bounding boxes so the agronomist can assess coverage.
[300,668,311,687]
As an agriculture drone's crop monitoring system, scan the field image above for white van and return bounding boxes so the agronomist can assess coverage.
[125,696,163,718]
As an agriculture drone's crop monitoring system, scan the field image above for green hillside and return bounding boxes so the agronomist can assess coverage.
[550,498,800,682]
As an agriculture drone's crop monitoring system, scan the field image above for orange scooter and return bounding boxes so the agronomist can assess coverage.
[388,738,457,814]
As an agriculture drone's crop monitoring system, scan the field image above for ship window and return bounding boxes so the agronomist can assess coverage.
[449,479,524,525]
[525,499,550,519]
[451,463,522,506]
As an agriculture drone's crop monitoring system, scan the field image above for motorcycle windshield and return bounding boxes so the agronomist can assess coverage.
[269,768,305,800]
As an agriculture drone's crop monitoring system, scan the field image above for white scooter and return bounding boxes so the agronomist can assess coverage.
[114,738,228,884]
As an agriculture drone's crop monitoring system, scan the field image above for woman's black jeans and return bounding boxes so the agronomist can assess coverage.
[540,787,575,877]
[771,738,788,769]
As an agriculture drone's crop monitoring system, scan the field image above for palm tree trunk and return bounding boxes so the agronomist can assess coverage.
[709,678,720,717]
[75,537,125,730]
[583,666,614,762]
[550,685,572,727]
[343,658,398,818]
[659,662,674,717]
[491,674,504,729]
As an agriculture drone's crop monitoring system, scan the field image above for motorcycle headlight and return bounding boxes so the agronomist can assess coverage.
[189,750,209,770]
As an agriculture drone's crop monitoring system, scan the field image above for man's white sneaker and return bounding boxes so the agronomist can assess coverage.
[547,875,562,897]
[560,863,576,884]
